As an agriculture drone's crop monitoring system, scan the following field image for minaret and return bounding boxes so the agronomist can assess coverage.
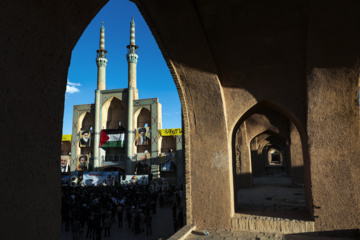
[94,22,108,170]
[96,22,107,90]
[126,17,138,174]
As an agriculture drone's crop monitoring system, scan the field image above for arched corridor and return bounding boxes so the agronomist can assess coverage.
[233,102,309,220]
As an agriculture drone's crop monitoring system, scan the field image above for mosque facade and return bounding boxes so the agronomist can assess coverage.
[61,18,182,182]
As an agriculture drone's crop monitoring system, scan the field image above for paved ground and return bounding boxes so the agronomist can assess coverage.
[185,230,358,240]
[60,204,176,240]
[184,175,358,240]
[237,175,309,220]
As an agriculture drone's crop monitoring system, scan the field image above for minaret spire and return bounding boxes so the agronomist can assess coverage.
[130,17,136,46]
[126,17,139,97]
[126,17,139,174]
[94,21,108,170]
[96,21,107,90]
[99,21,105,50]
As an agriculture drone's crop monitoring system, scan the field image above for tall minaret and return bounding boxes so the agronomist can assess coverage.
[94,21,108,170]
[96,22,107,90]
[126,17,138,174]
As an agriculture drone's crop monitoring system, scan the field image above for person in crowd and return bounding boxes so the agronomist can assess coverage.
[140,209,146,232]
[126,206,132,228]
[117,204,123,228]
[85,215,94,239]
[103,216,111,238]
[160,193,165,207]
[146,213,152,236]
[134,211,141,234]
[172,202,177,220]
[72,217,81,240]
[61,181,180,239]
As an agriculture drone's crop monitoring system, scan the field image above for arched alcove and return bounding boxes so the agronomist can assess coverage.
[81,112,94,130]
[104,97,128,129]
[160,135,176,153]
[135,107,151,128]
[99,97,127,163]
[233,101,312,220]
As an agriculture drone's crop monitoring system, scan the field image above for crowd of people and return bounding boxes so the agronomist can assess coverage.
[61,183,184,240]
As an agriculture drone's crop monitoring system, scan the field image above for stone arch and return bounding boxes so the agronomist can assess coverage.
[232,100,313,219]
[250,130,289,178]
[101,97,128,129]
[5,2,360,238]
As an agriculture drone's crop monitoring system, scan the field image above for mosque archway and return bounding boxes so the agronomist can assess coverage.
[104,97,128,129]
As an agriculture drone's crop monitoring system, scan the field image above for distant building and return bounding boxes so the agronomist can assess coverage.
[63,19,182,182]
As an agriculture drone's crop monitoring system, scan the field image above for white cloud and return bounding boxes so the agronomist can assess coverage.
[66,80,81,94]
[68,81,81,87]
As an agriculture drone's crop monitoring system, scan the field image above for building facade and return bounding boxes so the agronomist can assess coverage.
[65,19,180,179]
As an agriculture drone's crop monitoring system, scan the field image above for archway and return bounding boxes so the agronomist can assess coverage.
[62,0,189,231]
[250,131,289,178]
[104,97,128,129]
[233,101,312,220]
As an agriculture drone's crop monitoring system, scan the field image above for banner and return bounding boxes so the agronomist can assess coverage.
[160,152,176,171]
[79,130,91,147]
[120,175,148,185]
[61,175,71,185]
[60,155,70,173]
[159,128,182,136]
[62,135,72,141]
[76,154,92,171]
[135,127,150,146]
[82,171,119,186]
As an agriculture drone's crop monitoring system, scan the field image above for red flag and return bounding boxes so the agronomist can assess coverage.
[99,130,110,147]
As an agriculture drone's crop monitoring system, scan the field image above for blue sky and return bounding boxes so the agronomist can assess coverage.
[62,0,181,134]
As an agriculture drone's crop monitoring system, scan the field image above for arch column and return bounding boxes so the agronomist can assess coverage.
[306,0,360,228]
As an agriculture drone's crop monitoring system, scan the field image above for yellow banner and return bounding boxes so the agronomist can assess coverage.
[62,134,72,141]
[159,128,182,136]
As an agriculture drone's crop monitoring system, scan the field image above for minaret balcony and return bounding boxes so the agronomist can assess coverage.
[96,57,108,67]
[126,53,138,63]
